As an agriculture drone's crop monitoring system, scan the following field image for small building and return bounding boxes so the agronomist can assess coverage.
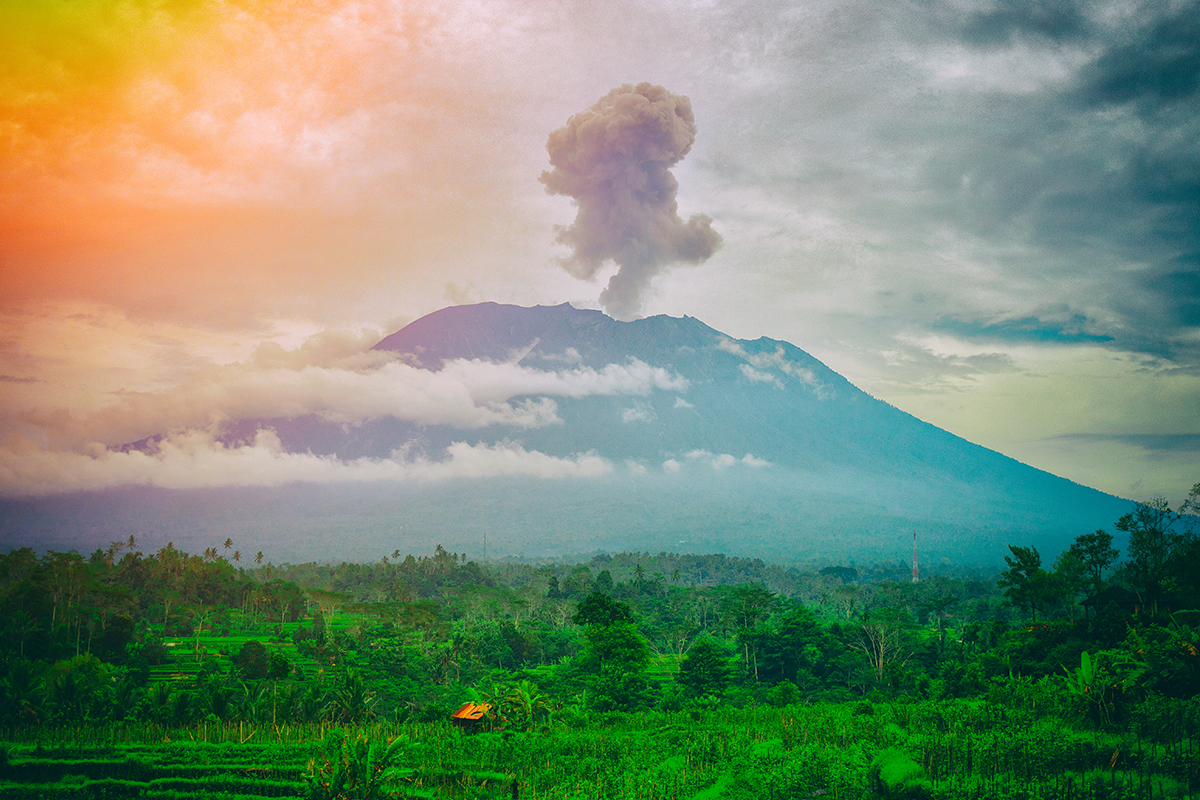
[1081,586,1139,620]
[450,702,490,729]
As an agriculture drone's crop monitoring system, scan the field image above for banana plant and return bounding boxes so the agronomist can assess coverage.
[504,679,553,732]
[303,728,414,800]
[468,678,553,732]
[1062,650,1121,727]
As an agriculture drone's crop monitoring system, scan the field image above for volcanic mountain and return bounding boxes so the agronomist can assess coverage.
[1,303,1132,564]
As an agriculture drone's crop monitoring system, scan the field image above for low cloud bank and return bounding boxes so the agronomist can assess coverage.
[680,450,772,471]
[0,430,611,496]
[2,333,685,495]
[23,350,687,451]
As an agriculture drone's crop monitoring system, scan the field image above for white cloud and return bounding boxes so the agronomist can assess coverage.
[924,42,1088,95]
[621,403,656,423]
[719,339,826,395]
[426,441,611,481]
[739,364,784,388]
[2,320,696,494]
[680,448,770,471]
[0,430,611,496]
[17,338,689,452]
[673,396,694,409]
[530,347,583,364]
[441,357,688,402]
[662,459,681,473]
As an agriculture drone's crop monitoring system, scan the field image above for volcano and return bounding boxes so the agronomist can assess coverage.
[0,303,1131,564]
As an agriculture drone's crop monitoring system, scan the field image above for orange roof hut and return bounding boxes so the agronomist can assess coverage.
[449,701,490,729]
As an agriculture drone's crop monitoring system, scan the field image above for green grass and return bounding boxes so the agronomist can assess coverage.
[148,610,366,687]
[5,699,1195,799]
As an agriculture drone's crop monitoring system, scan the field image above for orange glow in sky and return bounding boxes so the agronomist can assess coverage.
[2,0,1197,503]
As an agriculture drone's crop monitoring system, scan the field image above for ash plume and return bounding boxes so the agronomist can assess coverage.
[541,83,721,319]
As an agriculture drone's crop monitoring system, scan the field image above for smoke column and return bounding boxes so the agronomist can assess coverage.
[540,83,722,319]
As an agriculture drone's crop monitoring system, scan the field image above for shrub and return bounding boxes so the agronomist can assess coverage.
[303,727,414,800]
[871,747,928,799]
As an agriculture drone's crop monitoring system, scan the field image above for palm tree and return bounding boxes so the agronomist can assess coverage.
[326,669,376,723]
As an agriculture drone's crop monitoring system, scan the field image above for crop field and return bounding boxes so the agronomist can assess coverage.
[3,699,1198,799]
[147,609,367,686]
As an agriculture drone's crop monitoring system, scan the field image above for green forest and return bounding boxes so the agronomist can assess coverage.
[1,487,1198,799]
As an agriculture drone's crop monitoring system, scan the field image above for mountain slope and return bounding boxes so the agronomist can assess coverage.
[0,303,1133,564]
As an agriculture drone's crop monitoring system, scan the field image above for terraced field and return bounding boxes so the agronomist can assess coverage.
[0,725,517,800]
[7,700,1194,800]
[0,740,308,799]
[149,611,359,686]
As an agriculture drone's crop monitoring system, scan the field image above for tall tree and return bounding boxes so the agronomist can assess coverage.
[1067,530,1120,597]
[573,592,633,627]
[998,545,1058,621]
[1118,499,1179,616]
[848,614,911,684]
[677,636,732,697]
[1117,490,1198,615]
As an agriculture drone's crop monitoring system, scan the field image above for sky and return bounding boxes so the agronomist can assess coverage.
[1,0,1198,505]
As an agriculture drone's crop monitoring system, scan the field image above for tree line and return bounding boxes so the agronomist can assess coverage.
[0,487,1196,732]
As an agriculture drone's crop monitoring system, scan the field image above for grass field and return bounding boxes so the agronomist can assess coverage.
[4,699,1197,799]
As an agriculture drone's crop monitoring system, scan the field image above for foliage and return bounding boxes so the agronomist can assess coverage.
[303,727,413,800]
[1068,530,1121,597]
[2,497,1200,797]
[42,654,112,723]
[588,666,658,712]
[998,545,1060,621]
[572,592,632,626]
[580,620,649,676]
[871,747,926,798]
[235,640,269,679]
[471,678,553,731]
[677,636,732,698]
[326,669,377,724]
[1117,492,1198,616]
[1061,650,1123,727]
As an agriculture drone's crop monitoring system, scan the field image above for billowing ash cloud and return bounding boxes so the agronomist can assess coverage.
[541,83,722,319]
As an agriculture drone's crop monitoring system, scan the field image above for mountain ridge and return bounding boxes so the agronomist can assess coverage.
[0,302,1133,564]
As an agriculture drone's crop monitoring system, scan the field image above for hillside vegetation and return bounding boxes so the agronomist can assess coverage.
[1,487,1197,798]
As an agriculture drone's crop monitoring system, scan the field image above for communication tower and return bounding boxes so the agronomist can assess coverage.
[912,531,919,583]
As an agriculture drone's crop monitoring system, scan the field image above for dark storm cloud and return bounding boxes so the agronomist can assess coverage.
[1141,258,1200,328]
[933,315,1114,345]
[541,83,722,319]
[961,0,1091,47]
[1075,3,1200,109]
[1062,1,1200,362]
[901,0,1200,366]
[1051,433,1200,454]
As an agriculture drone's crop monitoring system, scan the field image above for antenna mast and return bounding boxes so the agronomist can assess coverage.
[912,531,919,583]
